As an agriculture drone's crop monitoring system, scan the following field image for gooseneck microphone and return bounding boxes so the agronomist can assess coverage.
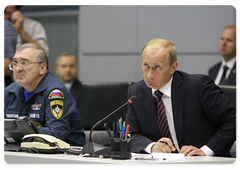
[89,96,136,142]
[80,96,136,157]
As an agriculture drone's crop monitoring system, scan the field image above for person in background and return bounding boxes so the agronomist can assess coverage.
[4,5,49,56]
[125,38,236,157]
[4,43,85,146]
[4,18,17,87]
[208,25,236,85]
[55,52,81,111]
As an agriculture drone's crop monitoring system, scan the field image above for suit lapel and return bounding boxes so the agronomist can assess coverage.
[171,72,184,148]
[210,63,221,80]
[143,83,159,140]
[226,62,236,85]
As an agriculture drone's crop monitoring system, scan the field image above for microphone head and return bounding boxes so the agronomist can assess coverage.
[128,96,137,104]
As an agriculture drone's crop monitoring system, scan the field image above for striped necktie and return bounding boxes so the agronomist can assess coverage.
[155,90,172,140]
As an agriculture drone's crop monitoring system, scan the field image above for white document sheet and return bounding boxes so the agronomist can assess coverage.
[151,153,185,162]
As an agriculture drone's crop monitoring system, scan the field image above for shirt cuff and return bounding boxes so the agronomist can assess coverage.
[143,142,156,153]
[201,145,215,156]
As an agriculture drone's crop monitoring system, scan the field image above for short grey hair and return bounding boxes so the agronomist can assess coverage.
[16,43,49,70]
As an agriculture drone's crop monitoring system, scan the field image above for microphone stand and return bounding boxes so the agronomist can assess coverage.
[80,96,136,157]
[89,100,129,142]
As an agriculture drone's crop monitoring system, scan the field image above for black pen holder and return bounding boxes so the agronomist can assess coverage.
[110,138,131,159]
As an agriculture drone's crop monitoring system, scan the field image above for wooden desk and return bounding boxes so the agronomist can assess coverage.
[4,151,236,164]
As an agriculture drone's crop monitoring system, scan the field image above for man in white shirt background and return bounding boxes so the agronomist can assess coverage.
[209,25,236,85]
[4,5,49,56]
[55,52,81,112]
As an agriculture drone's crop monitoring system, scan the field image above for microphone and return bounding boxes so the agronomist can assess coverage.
[80,96,136,157]
[89,96,136,142]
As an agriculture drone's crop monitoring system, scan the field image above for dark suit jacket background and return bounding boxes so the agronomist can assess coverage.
[70,79,81,112]
[208,61,236,85]
[125,70,236,157]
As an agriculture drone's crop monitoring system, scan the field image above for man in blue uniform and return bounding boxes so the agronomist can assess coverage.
[4,43,85,146]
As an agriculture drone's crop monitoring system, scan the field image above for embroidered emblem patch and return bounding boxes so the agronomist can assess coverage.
[50,100,64,119]
[31,102,42,110]
[48,89,64,99]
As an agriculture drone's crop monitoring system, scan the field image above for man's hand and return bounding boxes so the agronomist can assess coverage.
[11,11,24,32]
[10,11,41,47]
[179,145,206,156]
[151,137,176,153]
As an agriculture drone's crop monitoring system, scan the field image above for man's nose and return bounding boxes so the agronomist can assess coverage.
[147,69,154,80]
[221,39,227,46]
[66,66,72,71]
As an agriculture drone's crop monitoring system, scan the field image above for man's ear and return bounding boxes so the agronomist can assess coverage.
[39,63,47,75]
[171,61,178,74]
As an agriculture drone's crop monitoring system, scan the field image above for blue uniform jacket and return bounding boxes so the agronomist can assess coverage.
[4,72,85,146]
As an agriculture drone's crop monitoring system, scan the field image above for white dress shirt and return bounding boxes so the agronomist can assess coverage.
[17,17,49,56]
[64,80,74,91]
[144,76,214,156]
[214,57,236,85]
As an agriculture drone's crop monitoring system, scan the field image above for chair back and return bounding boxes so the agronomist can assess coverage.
[78,82,134,130]
[218,85,236,158]
[218,85,236,107]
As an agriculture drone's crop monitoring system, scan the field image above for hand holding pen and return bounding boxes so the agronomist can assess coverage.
[151,137,176,153]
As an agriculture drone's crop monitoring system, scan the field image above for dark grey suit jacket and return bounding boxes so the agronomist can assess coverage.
[208,61,236,85]
[70,79,81,112]
[125,71,236,156]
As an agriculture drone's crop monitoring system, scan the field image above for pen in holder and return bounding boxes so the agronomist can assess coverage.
[110,137,131,159]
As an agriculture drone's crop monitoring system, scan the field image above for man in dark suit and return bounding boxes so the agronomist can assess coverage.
[125,38,236,157]
[209,25,236,85]
[55,52,81,111]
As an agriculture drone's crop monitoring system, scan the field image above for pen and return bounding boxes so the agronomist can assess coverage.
[135,158,166,161]
[113,122,117,137]
[114,122,120,138]
[104,123,112,138]
[159,140,178,153]
[124,124,130,140]
[159,141,168,145]
[119,117,122,130]
[121,122,125,139]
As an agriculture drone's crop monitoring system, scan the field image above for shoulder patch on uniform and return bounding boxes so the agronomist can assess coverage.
[50,100,64,119]
[48,89,64,99]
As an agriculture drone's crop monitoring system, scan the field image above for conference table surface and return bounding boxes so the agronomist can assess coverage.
[4,151,236,164]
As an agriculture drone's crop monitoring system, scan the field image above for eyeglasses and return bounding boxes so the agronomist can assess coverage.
[9,61,43,71]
